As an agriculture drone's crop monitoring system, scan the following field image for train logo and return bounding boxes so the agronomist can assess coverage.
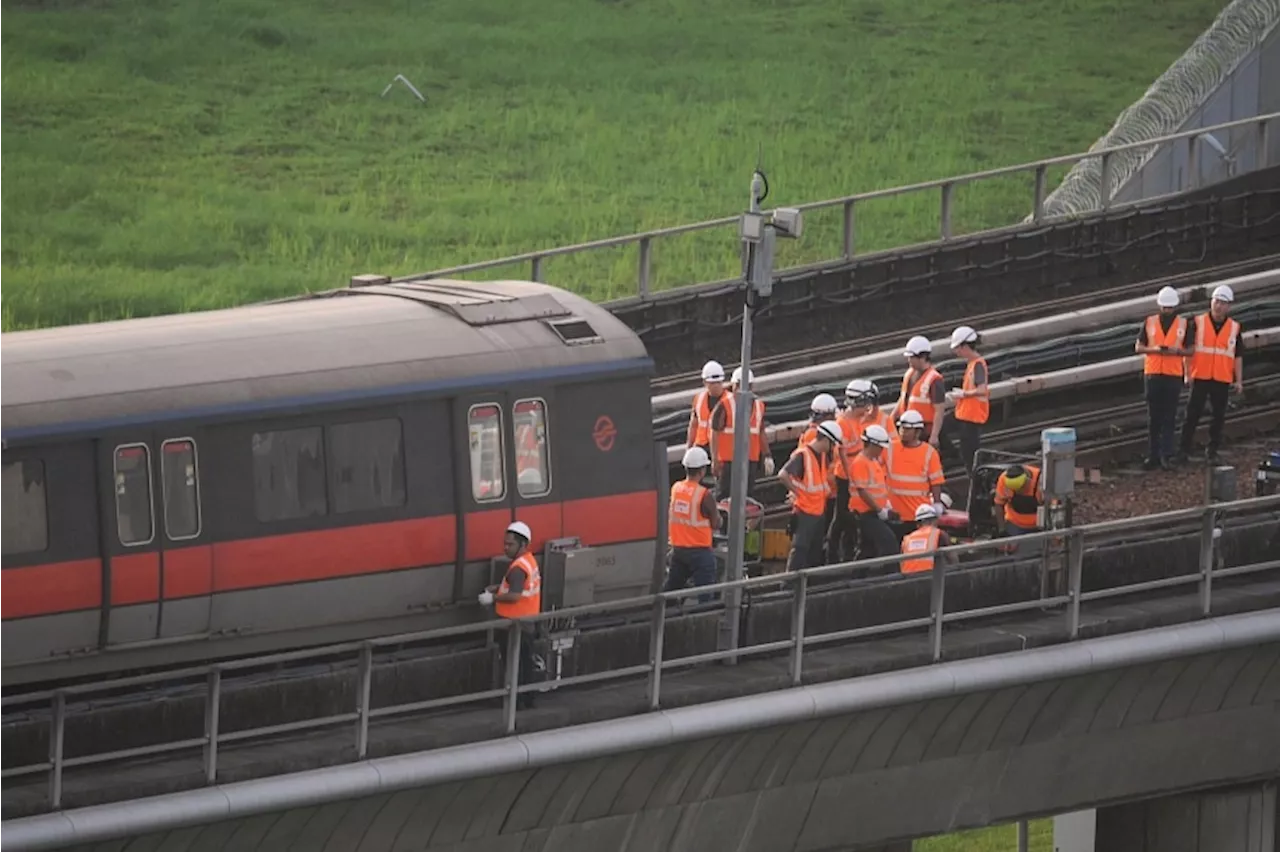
[593,415,618,452]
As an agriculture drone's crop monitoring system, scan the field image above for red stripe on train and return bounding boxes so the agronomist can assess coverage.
[110,551,160,606]
[1,559,101,619]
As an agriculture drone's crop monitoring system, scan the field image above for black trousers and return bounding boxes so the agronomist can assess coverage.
[826,479,857,563]
[1179,379,1230,456]
[715,459,759,501]
[1144,374,1182,462]
[855,512,900,560]
[954,418,983,476]
[499,624,538,708]
[787,511,827,572]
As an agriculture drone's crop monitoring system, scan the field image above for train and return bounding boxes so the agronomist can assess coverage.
[1,278,666,686]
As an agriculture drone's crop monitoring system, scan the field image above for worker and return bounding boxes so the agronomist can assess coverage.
[945,326,989,476]
[710,366,774,501]
[885,410,946,537]
[993,464,1043,536]
[779,420,842,572]
[1134,286,1190,470]
[686,361,727,456]
[894,336,946,449]
[1178,284,1245,465]
[799,393,839,445]
[900,504,954,574]
[664,446,722,603]
[827,379,895,561]
[478,521,542,709]
[847,424,900,559]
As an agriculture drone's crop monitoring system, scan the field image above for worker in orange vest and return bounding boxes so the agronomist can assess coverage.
[900,504,954,574]
[665,446,722,603]
[779,420,842,572]
[479,521,542,709]
[894,336,946,449]
[1177,284,1245,465]
[885,410,946,538]
[686,360,727,456]
[945,326,989,476]
[799,393,839,446]
[710,366,774,500]
[827,379,896,561]
[993,464,1043,536]
[847,424,900,559]
[1135,286,1191,470]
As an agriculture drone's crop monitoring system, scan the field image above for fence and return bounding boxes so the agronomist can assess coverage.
[4,494,1278,812]
[393,113,1280,303]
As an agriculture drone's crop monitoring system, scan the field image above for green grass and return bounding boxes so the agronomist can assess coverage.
[918,820,1054,851]
[1,0,1225,328]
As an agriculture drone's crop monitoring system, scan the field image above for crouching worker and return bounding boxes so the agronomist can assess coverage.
[900,504,955,574]
[665,446,722,603]
[780,420,842,572]
[848,424,900,560]
[994,464,1043,536]
[478,521,542,709]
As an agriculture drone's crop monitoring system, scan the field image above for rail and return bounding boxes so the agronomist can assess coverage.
[394,113,1280,302]
[4,495,1279,811]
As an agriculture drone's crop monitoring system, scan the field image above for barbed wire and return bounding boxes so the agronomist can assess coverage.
[1033,0,1280,220]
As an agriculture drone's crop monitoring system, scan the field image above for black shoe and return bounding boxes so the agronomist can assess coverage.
[1142,458,1161,471]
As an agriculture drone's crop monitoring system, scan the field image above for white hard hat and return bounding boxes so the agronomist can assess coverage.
[816,420,843,445]
[903,335,932,357]
[1211,284,1234,303]
[914,504,938,522]
[949,326,978,350]
[862,424,891,448]
[897,410,926,428]
[682,446,710,469]
[730,366,754,385]
[845,378,875,400]
[507,521,532,542]
[811,393,838,415]
[1156,286,1180,308]
[701,360,726,382]
[939,492,953,509]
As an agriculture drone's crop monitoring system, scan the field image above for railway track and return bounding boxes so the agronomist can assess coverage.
[649,254,1280,393]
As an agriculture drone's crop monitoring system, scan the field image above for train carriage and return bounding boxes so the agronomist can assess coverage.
[1,279,659,686]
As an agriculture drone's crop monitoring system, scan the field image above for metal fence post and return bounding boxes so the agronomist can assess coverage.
[842,200,856,258]
[356,643,373,759]
[790,572,809,686]
[939,182,954,240]
[503,623,522,734]
[637,236,652,300]
[204,669,221,785]
[1199,507,1216,616]
[530,255,543,283]
[1032,164,1047,222]
[48,691,65,809]
[1187,135,1199,192]
[1017,820,1030,852]
[647,597,667,711]
[1259,119,1270,170]
[1099,152,1113,210]
[1067,529,1085,639]
[930,560,946,662]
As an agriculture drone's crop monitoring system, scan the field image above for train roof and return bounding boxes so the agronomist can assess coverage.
[1,279,651,443]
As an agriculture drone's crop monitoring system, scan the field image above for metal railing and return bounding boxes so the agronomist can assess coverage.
[3,495,1279,810]
[396,113,1280,302]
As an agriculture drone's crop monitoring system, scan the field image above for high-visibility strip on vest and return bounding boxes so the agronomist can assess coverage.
[691,390,724,447]
[901,526,939,574]
[669,479,713,548]
[495,552,542,618]
[713,393,766,462]
[847,453,888,513]
[833,409,896,479]
[899,366,943,426]
[954,357,990,424]
[885,441,943,519]
[996,465,1042,529]
[1189,314,1240,383]
[790,446,829,516]
[1142,314,1188,377]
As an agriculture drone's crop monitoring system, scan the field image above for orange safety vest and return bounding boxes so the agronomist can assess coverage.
[899,366,943,426]
[833,409,896,479]
[691,390,725,447]
[1142,314,1189,378]
[1188,314,1240,384]
[996,465,1042,529]
[847,453,888,514]
[789,446,829,516]
[901,526,940,574]
[954,357,990,425]
[495,552,542,618]
[669,479,714,548]
[713,393,766,463]
[885,440,943,520]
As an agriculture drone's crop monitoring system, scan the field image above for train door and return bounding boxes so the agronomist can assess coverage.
[508,390,562,549]
[99,431,212,645]
[455,392,515,596]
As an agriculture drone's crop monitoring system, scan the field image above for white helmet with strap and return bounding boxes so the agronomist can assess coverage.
[903,335,932,358]
[682,446,710,469]
[914,504,938,522]
[506,521,532,543]
[862,424,891,448]
[897,409,926,429]
[811,393,838,416]
[816,420,843,445]
[701,360,726,382]
[730,366,754,386]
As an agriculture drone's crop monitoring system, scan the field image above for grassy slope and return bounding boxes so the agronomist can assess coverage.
[1,0,1223,328]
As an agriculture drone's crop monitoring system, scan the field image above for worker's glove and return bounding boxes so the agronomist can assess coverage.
[932,502,947,517]
[763,456,775,476]
[877,507,889,521]
[477,591,495,607]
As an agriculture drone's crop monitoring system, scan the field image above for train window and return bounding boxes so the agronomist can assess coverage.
[548,318,602,345]
[161,439,201,540]
[251,428,328,522]
[2,460,49,555]
[114,444,155,546]
[329,419,406,514]
[468,404,506,503]
[513,399,551,497]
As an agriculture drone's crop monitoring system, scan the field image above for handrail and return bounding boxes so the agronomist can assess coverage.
[393,112,1280,301]
[4,493,1279,811]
